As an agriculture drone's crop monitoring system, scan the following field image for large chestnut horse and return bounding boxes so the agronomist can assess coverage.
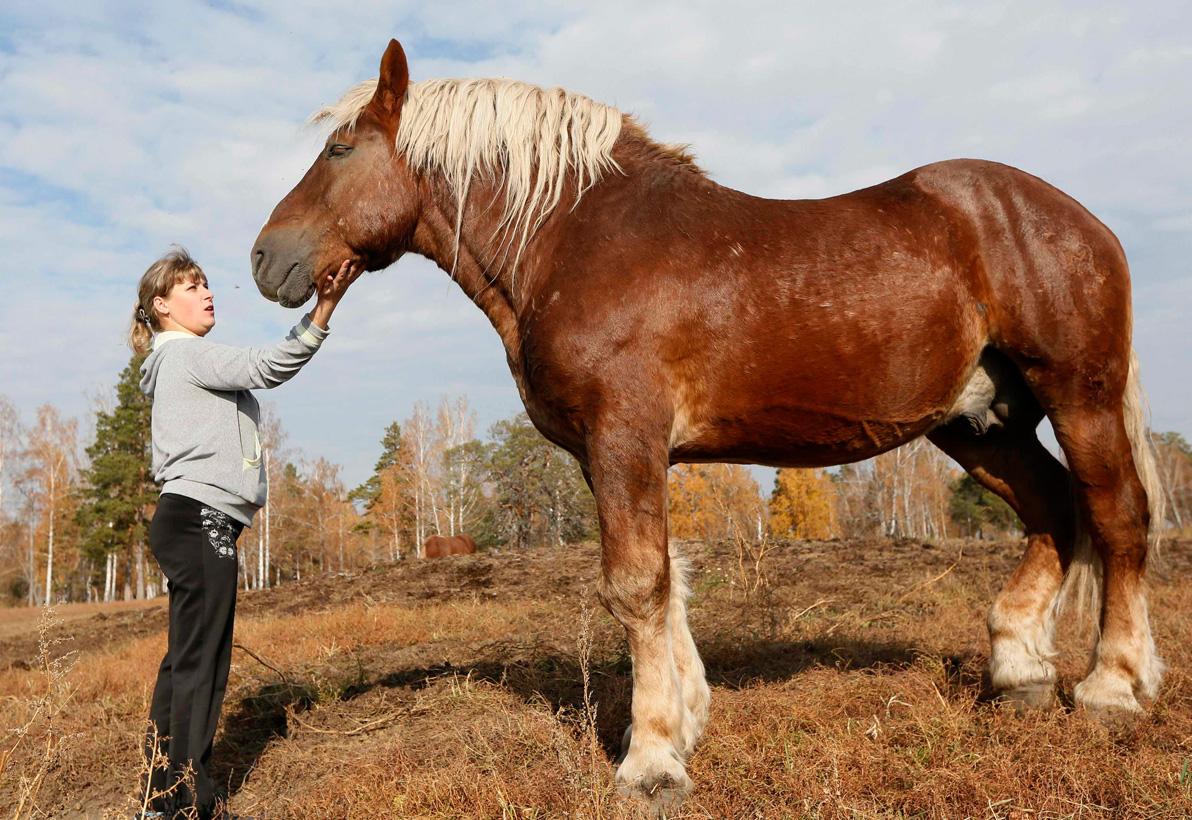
[253,40,1165,804]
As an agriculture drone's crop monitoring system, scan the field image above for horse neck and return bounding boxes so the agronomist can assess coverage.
[407,132,710,360]
[409,171,544,364]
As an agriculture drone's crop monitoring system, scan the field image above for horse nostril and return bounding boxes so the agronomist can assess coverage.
[252,247,267,277]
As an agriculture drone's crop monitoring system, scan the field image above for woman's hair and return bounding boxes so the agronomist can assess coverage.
[129,247,208,355]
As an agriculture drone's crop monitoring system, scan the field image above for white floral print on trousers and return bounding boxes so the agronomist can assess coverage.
[199,506,238,560]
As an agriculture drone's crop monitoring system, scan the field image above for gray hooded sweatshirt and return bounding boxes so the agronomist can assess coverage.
[139,315,329,526]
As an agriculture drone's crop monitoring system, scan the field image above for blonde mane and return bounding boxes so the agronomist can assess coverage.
[312,77,625,274]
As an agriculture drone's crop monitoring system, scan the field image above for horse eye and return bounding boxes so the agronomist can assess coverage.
[327,143,354,159]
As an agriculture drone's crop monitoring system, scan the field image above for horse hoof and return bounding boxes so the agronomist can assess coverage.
[1074,672,1144,726]
[615,744,692,812]
[1000,683,1056,711]
[616,770,692,814]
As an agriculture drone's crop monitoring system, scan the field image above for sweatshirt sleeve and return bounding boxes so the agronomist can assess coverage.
[182,315,330,391]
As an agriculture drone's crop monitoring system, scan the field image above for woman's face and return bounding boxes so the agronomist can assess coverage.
[154,276,215,336]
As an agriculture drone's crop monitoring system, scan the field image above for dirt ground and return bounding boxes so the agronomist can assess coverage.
[1,536,1189,818]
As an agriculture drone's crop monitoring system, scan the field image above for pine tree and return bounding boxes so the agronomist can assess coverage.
[76,354,157,600]
[948,474,1019,538]
[487,413,596,548]
[350,421,404,511]
[350,421,414,560]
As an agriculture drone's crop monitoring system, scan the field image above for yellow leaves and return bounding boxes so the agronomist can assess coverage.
[767,468,837,540]
[666,464,838,542]
[668,464,764,541]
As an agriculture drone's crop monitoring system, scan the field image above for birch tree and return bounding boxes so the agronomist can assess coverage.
[437,396,478,536]
[19,405,79,605]
[0,398,22,599]
[668,463,765,543]
[404,403,441,556]
[256,403,289,588]
[1152,432,1191,532]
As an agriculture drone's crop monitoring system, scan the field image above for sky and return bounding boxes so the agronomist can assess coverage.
[0,1,1188,495]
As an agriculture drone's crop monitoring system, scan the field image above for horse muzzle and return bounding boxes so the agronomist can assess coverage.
[251,229,320,308]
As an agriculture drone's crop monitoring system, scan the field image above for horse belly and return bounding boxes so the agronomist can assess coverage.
[668,325,980,467]
[670,400,943,468]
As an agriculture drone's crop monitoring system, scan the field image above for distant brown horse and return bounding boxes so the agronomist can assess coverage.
[252,40,1165,805]
[423,534,477,558]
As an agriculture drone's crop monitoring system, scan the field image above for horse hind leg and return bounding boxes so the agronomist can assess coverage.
[929,418,1075,706]
[1037,358,1164,714]
[931,354,1075,705]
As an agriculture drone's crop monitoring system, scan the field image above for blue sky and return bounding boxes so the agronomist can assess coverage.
[1,1,1189,495]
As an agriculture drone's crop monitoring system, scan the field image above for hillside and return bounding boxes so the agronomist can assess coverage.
[2,536,1189,818]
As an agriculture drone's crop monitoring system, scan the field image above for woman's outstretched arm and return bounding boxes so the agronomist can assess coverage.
[183,260,364,391]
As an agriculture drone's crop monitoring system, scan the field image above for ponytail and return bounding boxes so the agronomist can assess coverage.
[129,303,155,356]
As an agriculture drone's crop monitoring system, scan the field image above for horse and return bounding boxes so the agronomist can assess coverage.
[251,39,1165,805]
[423,534,477,558]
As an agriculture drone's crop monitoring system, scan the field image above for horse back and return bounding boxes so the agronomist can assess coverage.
[520,157,1124,467]
[423,534,477,558]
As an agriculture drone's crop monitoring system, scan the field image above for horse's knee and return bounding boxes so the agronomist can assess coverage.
[597,556,669,628]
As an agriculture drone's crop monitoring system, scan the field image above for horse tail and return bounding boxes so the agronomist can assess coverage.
[1061,349,1166,620]
[1124,350,1168,550]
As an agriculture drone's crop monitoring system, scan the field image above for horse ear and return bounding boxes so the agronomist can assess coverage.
[368,39,409,132]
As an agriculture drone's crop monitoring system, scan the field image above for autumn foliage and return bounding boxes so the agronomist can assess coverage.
[667,464,764,541]
[767,468,837,539]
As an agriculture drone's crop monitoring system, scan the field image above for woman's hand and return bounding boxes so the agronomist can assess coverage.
[309,259,365,329]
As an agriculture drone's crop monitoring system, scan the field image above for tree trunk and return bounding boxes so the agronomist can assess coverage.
[27,524,37,606]
[44,470,55,606]
[264,507,271,589]
[135,541,146,600]
[337,507,346,573]
[261,448,270,589]
[257,520,264,590]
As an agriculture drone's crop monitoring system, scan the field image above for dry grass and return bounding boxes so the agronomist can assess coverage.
[0,597,163,641]
[1,537,1189,818]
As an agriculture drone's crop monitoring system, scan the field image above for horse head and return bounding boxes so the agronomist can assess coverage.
[251,40,418,308]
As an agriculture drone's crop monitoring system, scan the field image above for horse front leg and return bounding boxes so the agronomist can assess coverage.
[587,426,694,806]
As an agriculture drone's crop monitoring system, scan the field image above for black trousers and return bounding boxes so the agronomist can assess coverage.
[145,493,243,817]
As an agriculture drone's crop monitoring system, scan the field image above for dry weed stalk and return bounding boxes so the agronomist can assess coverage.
[2,607,81,820]
[105,721,198,820]
[714,490,772,601]
[548,600,615,816]
[717,506,788,642]
[575,606,603,780]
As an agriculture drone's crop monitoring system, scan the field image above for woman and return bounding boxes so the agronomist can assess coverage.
[131,247,361,818]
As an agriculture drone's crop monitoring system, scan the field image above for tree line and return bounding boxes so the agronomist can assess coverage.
[2,353,1189,606]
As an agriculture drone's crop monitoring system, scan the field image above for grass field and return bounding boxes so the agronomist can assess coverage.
[1,536,1189,818]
